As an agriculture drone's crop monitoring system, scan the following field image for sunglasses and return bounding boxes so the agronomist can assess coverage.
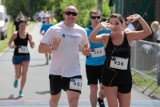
[91,16,101,19]
[64,11,78,16]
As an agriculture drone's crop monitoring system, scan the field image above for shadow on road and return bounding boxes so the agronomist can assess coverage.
[35,90,50,95]
[30,63,48,67]
[0,94,22,100]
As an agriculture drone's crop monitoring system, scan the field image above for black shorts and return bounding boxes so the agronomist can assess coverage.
[85,65,103,85]
[117,84,132,93]
[102,68,132,93]
[103,84,132,93]
[49,75,82,95]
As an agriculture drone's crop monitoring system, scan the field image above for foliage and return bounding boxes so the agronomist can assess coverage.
[2,0,111,27]
[30,0,49,17]
[2,0,48,20]
[2,0,26,19]
[61,0,97,27]
[51,0,111,27]
[102,0,111,20]
[50,0,63,22]
[0,22,13,52]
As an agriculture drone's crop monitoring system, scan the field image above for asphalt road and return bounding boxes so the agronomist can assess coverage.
[0,23,159,107]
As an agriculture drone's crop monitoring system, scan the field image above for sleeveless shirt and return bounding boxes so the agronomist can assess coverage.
[102,33,132,86]
[14,32,30,56]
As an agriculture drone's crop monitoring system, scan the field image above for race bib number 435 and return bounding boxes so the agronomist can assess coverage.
[69,78,82,91]
[110,56,129,70]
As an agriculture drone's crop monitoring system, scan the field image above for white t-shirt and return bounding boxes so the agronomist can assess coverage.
[40,21,89,77]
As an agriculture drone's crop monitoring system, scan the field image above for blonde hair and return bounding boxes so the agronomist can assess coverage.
[151,21,160,32]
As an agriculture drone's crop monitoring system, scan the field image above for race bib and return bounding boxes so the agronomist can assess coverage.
[110,56,129,70]
[18,46,29,53]
[91,47,105,57]
[69,78,82,91]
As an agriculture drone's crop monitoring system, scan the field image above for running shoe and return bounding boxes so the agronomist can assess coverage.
[98,97,105,107]
[19,91,24,97]
[13,80,18,88]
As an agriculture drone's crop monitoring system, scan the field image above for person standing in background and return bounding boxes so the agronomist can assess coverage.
[8,19,35,97]
[85,10,110,107]
[50,14,58,25]
[12,11,25,33]
[40,14,54,64]
[150,21,160,43]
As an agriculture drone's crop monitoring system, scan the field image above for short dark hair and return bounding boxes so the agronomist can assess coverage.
[89,10,102,17]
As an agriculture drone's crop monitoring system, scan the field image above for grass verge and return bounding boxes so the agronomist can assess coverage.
[132,72,160,99]
[0,22,13,52]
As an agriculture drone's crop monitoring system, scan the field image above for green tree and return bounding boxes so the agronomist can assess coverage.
[2,0,110,27]
[2,0,26,19]
[30,0,49,18]
[2,0,48,20]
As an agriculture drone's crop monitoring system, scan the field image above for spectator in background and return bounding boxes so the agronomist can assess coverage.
[151,21,160,43]
[41,16,46,24]
[50,14,58,25]
[40,14,54,65]
[39,11,48,24]
[127,22,135,31]
[85,9,110,107]
[12,11,25,32]
[124,19,135,32]
[124,21,132,32]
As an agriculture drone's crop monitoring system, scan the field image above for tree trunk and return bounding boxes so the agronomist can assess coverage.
[97,0,102,11]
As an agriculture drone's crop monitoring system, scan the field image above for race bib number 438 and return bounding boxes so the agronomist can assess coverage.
[69,78,82,91]
[110,56,129,70]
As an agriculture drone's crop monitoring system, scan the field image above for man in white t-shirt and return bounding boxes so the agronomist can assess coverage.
[38,5,90,107]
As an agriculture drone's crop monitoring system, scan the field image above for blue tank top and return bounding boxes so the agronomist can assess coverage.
[85,26,111,66]
[40,23,54,33]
